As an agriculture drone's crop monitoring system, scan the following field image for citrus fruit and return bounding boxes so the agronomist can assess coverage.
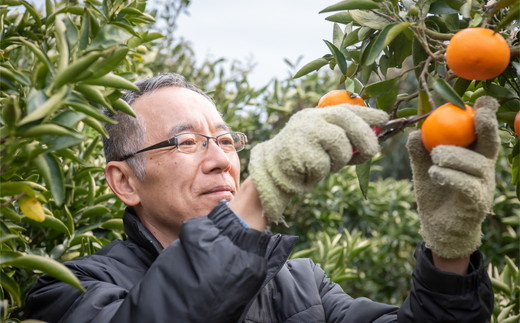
[514,111,520,137]
[317,90,366,108]
[446,27,510,81]
[421,103,476,152]
[317,90,380,155]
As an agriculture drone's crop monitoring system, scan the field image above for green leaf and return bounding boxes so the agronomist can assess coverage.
[23,213,71,236]
[341,28,360,48]
[0,181,38,198]
[111,98,136,117]
[325,12,354,24]
[87,24,131,50]
[18,86,69,126]
[82,116,109,137]
[350,10,391,30]
[78,9,91,51]
[101,218,124,231]
[432,78,465,110]
[2,254,85,292]
[0,271,21,306]
[0,251,24,264]
[324,40,348,75]
[32,153,65,206]
[364,22,410,66]
[80,73,138,91]
[453,78,472,96]
[355,160,371,199]
[18,123,83,138]
[293,57,329,79]
[320,0,380,13]
[80,205,111,218]
[333,23,344,48]
[364,78,399,97]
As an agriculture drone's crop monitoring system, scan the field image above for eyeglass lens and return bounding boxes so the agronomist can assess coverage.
[176,133,246,153]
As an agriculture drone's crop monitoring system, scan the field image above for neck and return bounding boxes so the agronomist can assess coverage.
[137,213,179,248]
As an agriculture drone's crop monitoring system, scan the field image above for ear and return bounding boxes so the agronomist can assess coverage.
[105,161,141,206]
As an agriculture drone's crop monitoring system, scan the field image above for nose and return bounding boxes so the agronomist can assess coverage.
[201,138,232,173]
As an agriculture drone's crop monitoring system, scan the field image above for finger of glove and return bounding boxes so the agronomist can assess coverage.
[318,106,384,163]
[310,122,354,172]
[428,166,483,201]
[324,104,389,127]
[473,96,500,159]
[406,130,432,178]
[431,145,489,179]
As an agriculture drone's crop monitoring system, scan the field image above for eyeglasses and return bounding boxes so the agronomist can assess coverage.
[118,132,247,161]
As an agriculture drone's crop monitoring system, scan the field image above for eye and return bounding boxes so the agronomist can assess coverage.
[218,134,235,146]
[177,134,198,148]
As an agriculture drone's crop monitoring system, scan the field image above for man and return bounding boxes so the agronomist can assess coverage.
[25,73,495,322]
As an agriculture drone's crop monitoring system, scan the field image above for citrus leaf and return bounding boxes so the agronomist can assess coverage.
[0,271,21,306]
[0,251,24,264]
[0,182,38,198]
[324,40,348,75]
[432,78,465,110]
[293,57,329,79]
[320,0,380,13]
[19,196,45,222]
[101,218,124,231]
[18,86,69,126]
[364,78,399,98]
[350,10,391,30]
[23,213,70,236]
[495,3,520,31]
[365,22,410,66]
[325,12,354,24]
[80,73,138,91]
[18,123,83,138]
[3,254,85,292]
[82,116,109,137]
[355,159,371,199]
[32,153,65,206]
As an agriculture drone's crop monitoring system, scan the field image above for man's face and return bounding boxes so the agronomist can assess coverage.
[130,86,241,236]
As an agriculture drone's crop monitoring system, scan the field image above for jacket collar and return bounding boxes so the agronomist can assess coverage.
[123,207,164,258]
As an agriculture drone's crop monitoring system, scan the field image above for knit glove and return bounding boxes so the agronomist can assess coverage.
[406,96,499,259]
[249,104,389,225]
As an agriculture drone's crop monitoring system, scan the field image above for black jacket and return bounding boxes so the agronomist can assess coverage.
[25,202,493,322]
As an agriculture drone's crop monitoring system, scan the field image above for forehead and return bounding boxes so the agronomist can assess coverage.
[133,86,227,135]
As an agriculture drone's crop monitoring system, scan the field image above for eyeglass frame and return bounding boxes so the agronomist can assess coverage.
[117,131,248,161]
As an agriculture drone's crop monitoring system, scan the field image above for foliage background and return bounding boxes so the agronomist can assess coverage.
[0,0,518,322]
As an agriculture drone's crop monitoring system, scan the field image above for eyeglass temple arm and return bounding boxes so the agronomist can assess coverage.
[118,138,177,161]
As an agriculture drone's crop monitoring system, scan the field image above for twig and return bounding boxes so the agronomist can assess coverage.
[0,192,26,208]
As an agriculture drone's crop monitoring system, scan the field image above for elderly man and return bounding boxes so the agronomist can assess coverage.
[25,73,495,322]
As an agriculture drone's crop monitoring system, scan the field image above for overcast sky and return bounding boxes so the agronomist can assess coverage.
[27,0,334,87]
[176,0,332,86]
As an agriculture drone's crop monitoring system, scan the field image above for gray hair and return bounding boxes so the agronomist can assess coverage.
[103,73,213,180]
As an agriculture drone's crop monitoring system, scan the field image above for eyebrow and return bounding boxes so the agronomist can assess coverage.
[167,122,231,137]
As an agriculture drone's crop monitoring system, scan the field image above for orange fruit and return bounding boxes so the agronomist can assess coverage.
[317,90,366,108]
[317,90,379,156]
[421,103,476,152]
[446,27,510,81]
[514,111,520,137]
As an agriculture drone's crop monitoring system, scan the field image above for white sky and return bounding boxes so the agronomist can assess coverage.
[27,0,334,87]
[175,0,333,86]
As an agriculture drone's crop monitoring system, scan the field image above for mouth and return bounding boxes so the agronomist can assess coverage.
[201,185,235,200]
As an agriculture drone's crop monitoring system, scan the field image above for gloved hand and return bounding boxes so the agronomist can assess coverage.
[249,104,389,225]
[406,96,499,259]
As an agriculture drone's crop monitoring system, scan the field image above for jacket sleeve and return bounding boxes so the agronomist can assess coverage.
[397,243,494,322]
[313,259,399,323]
[317,243,493,323]
[25,202,271,323]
